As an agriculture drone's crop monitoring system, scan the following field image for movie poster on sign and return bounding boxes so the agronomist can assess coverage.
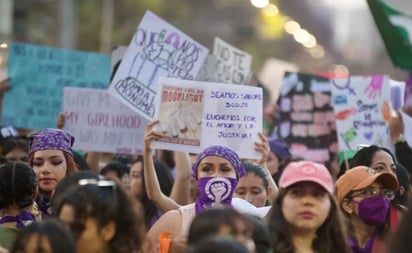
[331,75,391,151]
[276,72,337,163]
[108,10,209,121]
[4,43,110,129]
[213,37,252,85]
[152,77,263,159]
[63,87,148,154]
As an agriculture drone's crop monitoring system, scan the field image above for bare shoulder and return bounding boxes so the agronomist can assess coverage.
[147,209,182,243]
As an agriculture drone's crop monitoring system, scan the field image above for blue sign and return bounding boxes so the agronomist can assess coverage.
[3,42,111,130]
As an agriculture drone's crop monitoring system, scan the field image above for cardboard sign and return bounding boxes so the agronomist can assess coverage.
[63,87,148,154]
[276,72,337,163]
[4,42,110,129]
[213,37,252,85]
[152,77,263,159]
[331,75,391,151]
[108,10,209,121]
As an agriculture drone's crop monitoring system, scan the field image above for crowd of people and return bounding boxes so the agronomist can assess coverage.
[1,75,412,253]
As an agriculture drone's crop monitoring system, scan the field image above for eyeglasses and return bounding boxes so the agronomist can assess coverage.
[348,188,395,200]
[78,179,117,190]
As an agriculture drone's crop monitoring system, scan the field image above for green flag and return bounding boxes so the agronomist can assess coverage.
[367,0,412,70]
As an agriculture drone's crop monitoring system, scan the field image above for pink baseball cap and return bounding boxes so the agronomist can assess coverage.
[279,161,334,194]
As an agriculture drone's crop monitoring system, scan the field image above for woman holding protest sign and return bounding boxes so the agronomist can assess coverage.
[145,120,261,252]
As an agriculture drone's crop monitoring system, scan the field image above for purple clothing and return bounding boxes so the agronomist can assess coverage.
[0,211,35,228]
[349,235,375,253]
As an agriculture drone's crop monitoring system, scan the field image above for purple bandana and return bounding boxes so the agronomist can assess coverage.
[195,177,238,213]
[191,145,246,178]
[0,211,35,228]
[29,128,75,156]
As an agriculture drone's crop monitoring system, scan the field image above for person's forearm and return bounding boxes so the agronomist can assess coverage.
[144,148,180,212]
[170,152,192,205]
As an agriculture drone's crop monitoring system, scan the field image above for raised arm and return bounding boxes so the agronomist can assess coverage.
[169,151,192,205]
[255,132,278,202]
[144,120,180,212]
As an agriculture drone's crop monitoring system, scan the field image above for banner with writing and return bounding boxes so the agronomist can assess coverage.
[276,72,337,163]
[3,42,110,130]
[152,77,263,159]
[108,10,209,121]
[331,75,391,151]
[213,37,252,85]
[63,87,148,154]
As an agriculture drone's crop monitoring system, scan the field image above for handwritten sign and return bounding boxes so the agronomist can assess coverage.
[195,54,218,82]
[3,42,110,130]
[276,72,337,163]
[108,10,209,121]
[331,75,391,151]
[63,87,148,154]
[213,37,252,85]
[151,77,263,159]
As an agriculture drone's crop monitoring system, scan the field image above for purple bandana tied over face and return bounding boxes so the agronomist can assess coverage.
[191,145,246,179]
[195,177,238,213]
[29,128,75,156]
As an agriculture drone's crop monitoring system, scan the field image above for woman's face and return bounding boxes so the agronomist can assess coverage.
[234,172,268,207]
[370,150,396,176]
[129,161,143,199]
[197,156,237,179]
[281,182,331,233]
[32,150,67,196]
[5,147,29,164]
[58,204,111,253]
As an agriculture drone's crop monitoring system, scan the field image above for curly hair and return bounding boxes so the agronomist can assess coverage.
[55,179,145,253]
[0,162,37,209]
[268,189,350,253]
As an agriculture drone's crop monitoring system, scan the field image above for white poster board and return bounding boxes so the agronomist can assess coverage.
[111,45,127,73]
[63,87,148,154]
[108,10,209,121]
[151,77,263,159]
[213,37,252,85]
[331,75,391,151]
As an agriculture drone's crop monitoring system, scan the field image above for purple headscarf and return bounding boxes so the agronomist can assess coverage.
[268,138,290,161]
[191,145,246,179]
[29,128,75,156]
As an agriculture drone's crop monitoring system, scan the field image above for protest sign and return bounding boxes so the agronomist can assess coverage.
[108,10,209,121]
[3,42,110,130]
[276,72,337,163]
[195,54,217,82]
[151,77,263,159]
[331,75,391,151]
[63,87,148,154]
[213,37,252,85]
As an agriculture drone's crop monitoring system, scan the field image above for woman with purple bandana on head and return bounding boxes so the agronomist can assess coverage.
[145,121,247,253]
[28,128,78,218]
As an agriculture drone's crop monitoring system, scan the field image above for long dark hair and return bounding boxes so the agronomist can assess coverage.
[268,189,349,253]
[55,180,146,253]
[134,156,174,228]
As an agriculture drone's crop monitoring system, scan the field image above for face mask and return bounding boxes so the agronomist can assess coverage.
[356,195,390,226]
[195,177,238,214]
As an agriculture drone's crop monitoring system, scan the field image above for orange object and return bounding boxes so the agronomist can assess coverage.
[158,232,171,253]
[336,108,357,120]
[382,100,391,122]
